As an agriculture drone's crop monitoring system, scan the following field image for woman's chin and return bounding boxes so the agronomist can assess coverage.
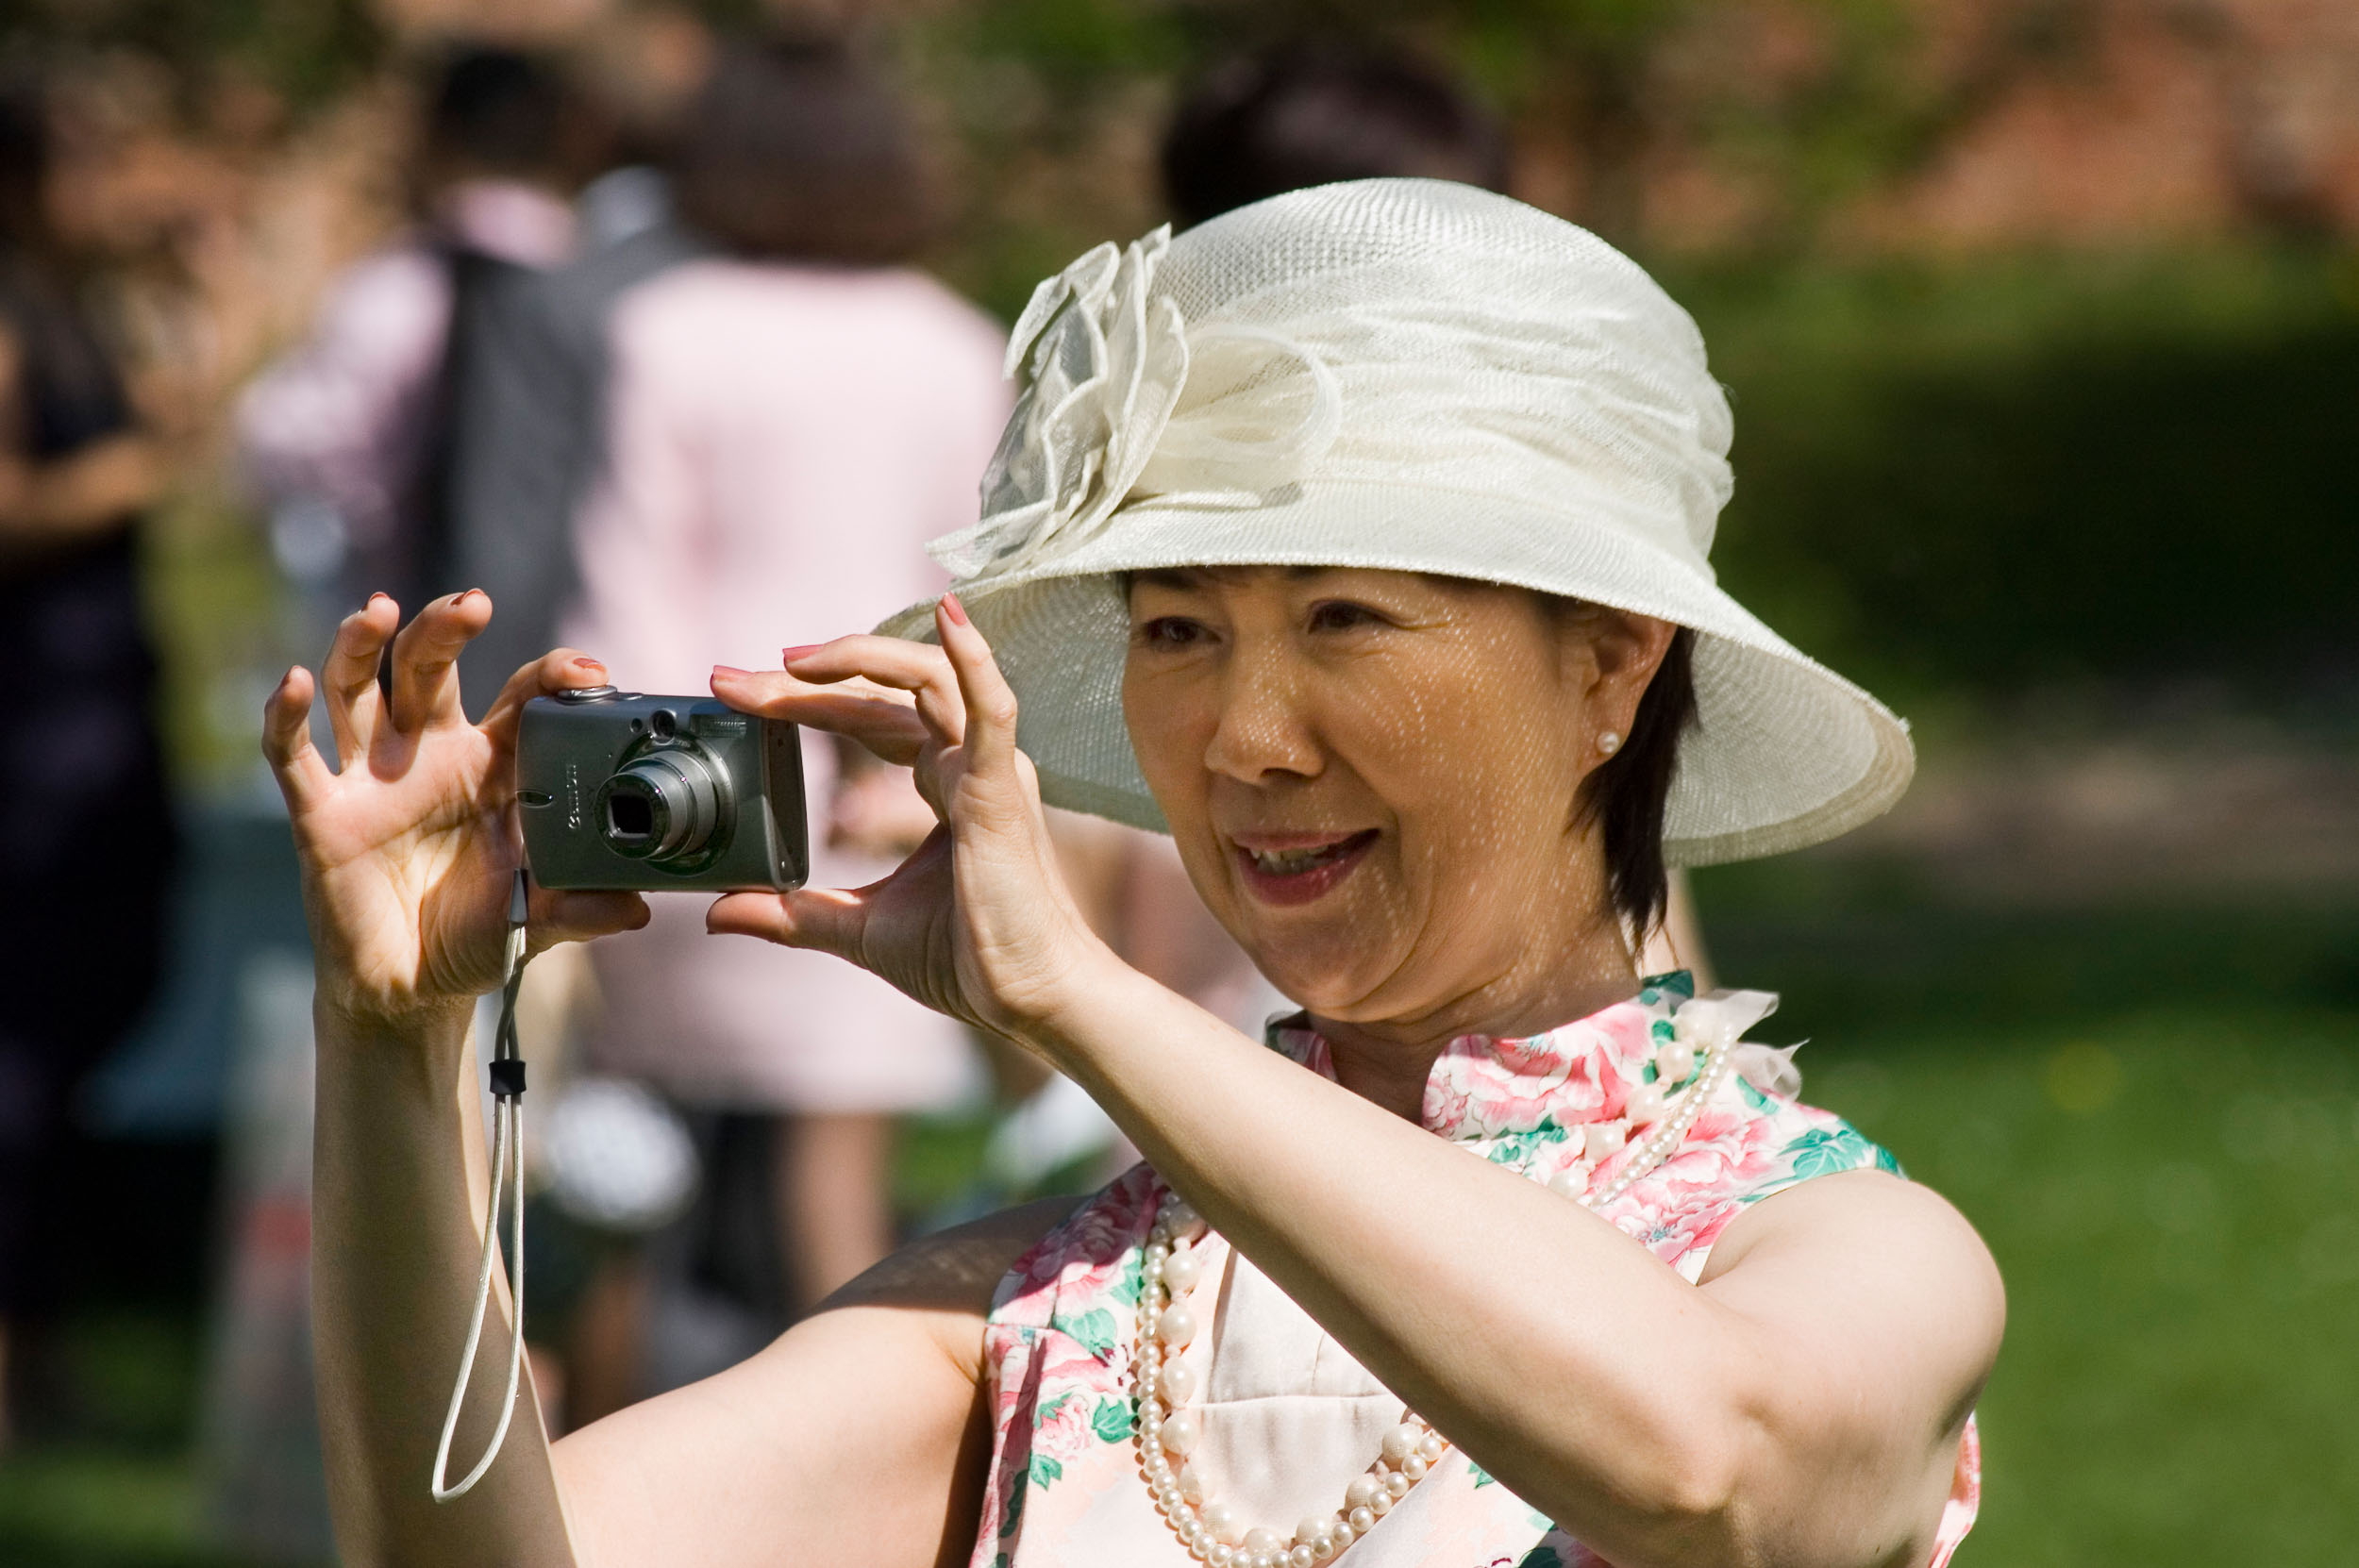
[1244,937,1393,1019]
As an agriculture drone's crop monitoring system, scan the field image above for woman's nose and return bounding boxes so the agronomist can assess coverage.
[1203,657,1322,783]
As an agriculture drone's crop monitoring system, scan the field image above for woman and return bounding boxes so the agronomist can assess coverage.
[265,180,1999,1568]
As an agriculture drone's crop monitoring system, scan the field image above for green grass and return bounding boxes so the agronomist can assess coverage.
[0,1447,240,1568]
[1803,1006,2359,1564]
[1694,863,2359,1564]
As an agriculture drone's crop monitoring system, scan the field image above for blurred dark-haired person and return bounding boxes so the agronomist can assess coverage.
[557,36,1007,1363]
[0,75,176,1446]
[237,43,582,619]
[1161,41,1512,230]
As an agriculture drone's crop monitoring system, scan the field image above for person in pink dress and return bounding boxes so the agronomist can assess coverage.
[555,37,1009,1317]
[266,180,1999,1568]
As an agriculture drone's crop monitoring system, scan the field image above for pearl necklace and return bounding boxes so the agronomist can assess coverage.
[1131,1006,1742,1568]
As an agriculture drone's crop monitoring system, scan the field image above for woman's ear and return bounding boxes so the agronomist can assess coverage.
[1575,609,1679,738]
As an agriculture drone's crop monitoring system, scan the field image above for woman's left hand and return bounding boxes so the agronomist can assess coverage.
[706,597,1112,1040]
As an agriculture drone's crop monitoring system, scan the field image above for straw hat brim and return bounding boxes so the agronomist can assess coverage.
[879,477,1914,867]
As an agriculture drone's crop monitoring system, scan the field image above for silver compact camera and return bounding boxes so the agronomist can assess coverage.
[515,687,808,892]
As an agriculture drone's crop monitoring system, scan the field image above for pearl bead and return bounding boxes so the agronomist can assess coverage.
[1330,1520,1355,1549]
[1245,1527,1283,1555]
[1295,1515,1332,1548]
[1399,1452,1427,1480]
[1158,1304,1198,1348]
[1203,1501,1245,1545]
[1546,1161,1592,1198]
[1369,1489,1393,1516]
[1348,1506,1377,1532]
[1418,1432,1445,1462]
[1290,1546,1316,1568]
[1162,1411,1201,1455]
[1163,1359,1200,1403]
[1655,1038,1696,1085]
[1164,1248,1204,1293]
[1179,1463,1204,1505]
[1582,1122,1628,1160]
[1382,1469,1411,1499]
[1380,1422,1421,1464]
[1344,1474,1383,1510]
[1625,1082,1668,1126]
[1208,1545,1234,1567]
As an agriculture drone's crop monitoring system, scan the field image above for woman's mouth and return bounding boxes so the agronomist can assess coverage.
[1231,829,1380,907]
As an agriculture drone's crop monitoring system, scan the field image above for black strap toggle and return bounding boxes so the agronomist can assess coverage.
[488,1059,527,1099]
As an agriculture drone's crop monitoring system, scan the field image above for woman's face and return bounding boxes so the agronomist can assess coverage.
[1121,566,1670,1030]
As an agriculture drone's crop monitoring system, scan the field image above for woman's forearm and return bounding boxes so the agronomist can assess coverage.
[1029,960,1760,1565]
[310,1001,578,1568]
[0,436,159,543]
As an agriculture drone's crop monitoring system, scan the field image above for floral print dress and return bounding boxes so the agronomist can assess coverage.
[971,976,1982,1568]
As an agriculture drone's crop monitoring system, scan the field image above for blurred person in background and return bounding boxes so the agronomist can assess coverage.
[449,7,718,706]
[0,73,176,1447]
[237,42,583,623]
[558,33,1007,1392]
[1159,38,1711,982]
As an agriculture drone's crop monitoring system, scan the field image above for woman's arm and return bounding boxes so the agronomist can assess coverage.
[712,616,1999,1568]
[1028,965,1997,1568]
[269,595,1049,1567]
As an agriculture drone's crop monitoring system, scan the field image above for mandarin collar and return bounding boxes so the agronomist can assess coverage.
[1266,972,1698,1142]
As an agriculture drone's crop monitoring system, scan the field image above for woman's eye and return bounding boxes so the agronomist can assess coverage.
[1138,617,1209,648]
[1307,600,1385,633]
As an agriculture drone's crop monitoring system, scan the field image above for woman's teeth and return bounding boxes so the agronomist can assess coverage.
[1248,842,1351,875]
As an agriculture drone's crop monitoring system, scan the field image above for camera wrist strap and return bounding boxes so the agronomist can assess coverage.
[431,869,533,1502]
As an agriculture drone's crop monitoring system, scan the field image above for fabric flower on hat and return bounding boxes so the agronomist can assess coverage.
[930,228,1189,578]
[930,226,1346,582]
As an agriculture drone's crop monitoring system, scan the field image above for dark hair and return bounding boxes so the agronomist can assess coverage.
[1577,626,1698,939]
[425,46,570,177]
[671,38,935,266]
[1161,42,1511,229]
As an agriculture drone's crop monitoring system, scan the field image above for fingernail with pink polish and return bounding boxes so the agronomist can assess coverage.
[940,592,969,626]
[712,664,751,679]
[780,643,825,663]
[572,656,607,672]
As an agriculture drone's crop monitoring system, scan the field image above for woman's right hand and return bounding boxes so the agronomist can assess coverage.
[261,591,648,1029]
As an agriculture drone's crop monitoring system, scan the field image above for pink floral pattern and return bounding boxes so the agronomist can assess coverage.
[972,976,1980,1568]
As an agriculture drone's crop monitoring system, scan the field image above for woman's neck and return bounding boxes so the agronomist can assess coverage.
[1309,919,1640,1122]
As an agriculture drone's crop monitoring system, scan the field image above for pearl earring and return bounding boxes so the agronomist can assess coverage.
[1598,730,1623,756]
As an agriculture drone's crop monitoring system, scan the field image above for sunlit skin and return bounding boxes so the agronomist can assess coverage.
[1123,567,1676,1116]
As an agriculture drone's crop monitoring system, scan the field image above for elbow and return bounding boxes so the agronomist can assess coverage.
[1568,1400,1760,1568]
[1634,1419,1750,1540]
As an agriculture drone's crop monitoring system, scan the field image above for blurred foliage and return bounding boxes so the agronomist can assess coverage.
[10,0,387,108]
[1678,246,2359,710]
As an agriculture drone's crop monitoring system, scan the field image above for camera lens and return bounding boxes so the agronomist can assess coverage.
[595,748,728,862]
[606,792,654,841]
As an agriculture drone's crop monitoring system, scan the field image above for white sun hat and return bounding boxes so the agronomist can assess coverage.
[879,177,1912,865]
